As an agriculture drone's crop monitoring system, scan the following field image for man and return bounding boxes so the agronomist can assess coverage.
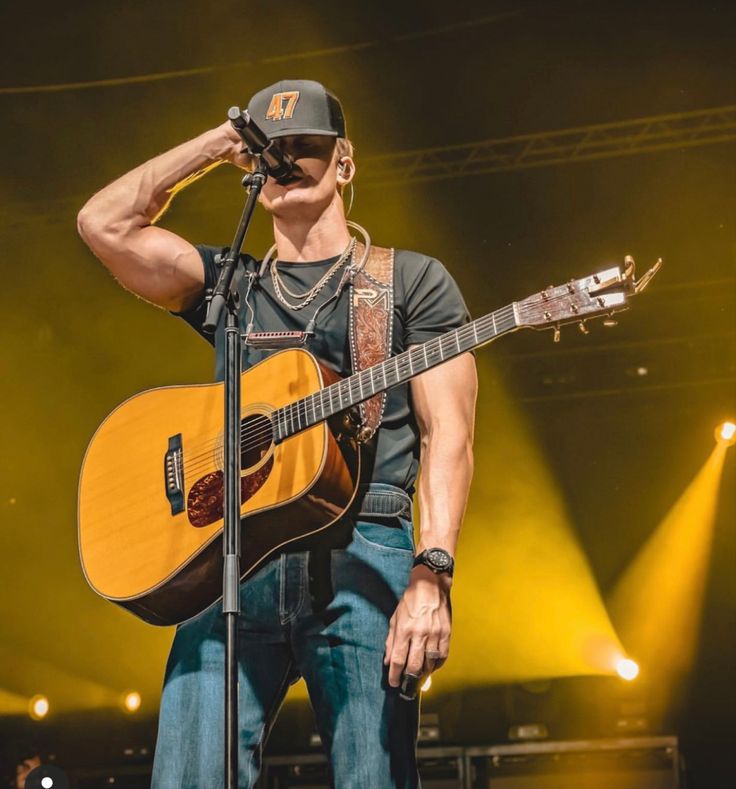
[77,79,476,788]
[7,744,40,789]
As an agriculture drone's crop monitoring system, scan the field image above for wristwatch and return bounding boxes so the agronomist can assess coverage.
[413,548,454,577]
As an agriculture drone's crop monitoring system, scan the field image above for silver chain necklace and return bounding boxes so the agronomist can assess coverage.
[270,237,356,311]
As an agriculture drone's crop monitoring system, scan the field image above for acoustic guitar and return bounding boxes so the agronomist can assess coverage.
[78,258,660,626]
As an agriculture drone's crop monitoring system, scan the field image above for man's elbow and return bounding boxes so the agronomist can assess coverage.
[77,202,108,246]
[77,202,131,257]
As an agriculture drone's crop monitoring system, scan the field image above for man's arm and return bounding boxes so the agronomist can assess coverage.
[384,351,477,686]
[76,121,246,312]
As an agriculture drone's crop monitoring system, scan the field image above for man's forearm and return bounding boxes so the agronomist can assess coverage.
[416,430,474,557]
[78,126,232,234]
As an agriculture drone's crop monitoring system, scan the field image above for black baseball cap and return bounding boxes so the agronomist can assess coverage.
[247,79,346,140]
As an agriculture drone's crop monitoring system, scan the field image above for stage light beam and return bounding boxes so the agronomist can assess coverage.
[443,360,624,688]
[609,439,729,721]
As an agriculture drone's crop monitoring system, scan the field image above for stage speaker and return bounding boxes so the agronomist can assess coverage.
[260,746,465,788]
[467,736,680,788]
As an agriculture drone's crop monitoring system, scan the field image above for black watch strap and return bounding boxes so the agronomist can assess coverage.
[413,547,454,577]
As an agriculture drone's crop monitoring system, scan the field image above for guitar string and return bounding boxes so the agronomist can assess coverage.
[81,303,531,501]
[84,296,581,498]
[85,297,576,504]
[81,293,585,508]
[80,305,520,502]
[167,304,518,472]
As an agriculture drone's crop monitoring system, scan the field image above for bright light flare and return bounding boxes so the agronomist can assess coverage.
[715,421,736,446]
[29,694,49,720]
[421,675,432,692]
[123,691,142,713]
[615,657,639,681]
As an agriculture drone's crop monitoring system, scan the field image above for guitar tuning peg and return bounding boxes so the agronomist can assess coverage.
[578,321,589,335]
[553,325,561,343]
[603,318,618,328]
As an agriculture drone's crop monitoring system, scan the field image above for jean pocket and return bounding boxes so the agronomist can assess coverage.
[352,516,415,554]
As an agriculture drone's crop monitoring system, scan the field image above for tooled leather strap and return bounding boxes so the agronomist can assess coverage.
[348,242,394,442]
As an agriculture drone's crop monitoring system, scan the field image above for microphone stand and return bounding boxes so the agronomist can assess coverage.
[202,156,268,789]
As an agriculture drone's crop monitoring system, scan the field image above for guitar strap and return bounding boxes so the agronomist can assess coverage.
[348,242,394,442]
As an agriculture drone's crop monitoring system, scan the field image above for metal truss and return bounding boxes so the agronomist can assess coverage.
[6,105,735,223]
[360,105,736,187]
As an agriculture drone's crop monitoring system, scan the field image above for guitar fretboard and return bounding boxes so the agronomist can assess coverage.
[271,303,519,442]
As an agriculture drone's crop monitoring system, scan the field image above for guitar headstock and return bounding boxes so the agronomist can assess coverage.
[515,256,662,340]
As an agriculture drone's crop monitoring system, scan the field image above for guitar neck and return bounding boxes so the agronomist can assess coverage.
[272,302,519,442]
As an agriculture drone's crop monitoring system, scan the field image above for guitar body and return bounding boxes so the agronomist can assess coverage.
[78,348,360,626]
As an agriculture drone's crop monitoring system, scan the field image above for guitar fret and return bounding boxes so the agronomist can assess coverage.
[276,307,519,440]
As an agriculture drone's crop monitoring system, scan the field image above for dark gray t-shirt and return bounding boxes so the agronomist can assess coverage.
[176,245,470,495]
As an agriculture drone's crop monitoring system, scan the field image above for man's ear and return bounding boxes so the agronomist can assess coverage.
[336,156,355,187]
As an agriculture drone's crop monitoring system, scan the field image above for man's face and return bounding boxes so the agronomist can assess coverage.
[259,134,341,218]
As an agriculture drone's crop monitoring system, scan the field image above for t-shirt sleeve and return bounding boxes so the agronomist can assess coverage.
[170,244,226,346]
[401,254,471,346]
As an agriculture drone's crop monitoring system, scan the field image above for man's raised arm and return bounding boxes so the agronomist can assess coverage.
[76,121,246,312]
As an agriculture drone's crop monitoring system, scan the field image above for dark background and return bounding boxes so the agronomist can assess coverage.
[1,0,734,785]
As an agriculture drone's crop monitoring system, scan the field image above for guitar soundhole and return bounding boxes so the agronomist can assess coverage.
[241,413,273,470]
[187,413,275,528]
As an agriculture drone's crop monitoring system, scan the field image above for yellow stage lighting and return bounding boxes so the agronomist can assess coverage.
[29,694,49,720]
[609,442,728,723]
[615,657,640,681]
[421,675,432,693]
[441,360,625,688]
[123,691,142,713]
[716,421,736,446]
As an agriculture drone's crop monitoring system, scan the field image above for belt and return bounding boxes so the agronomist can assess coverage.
[348,483,413,520]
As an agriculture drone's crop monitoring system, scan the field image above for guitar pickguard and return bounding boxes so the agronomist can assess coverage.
[186,457,274,527]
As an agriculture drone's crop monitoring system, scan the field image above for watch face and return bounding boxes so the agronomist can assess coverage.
[427,549,451,569]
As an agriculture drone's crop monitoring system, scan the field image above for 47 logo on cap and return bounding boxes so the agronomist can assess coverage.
[266,91,300,122]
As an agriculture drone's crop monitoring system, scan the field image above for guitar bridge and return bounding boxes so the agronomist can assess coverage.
[164,434,185,515]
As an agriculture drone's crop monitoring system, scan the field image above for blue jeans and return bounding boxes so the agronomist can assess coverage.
[152,484,420,788]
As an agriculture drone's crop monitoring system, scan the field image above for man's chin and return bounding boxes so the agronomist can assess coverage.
[268,190,332,219]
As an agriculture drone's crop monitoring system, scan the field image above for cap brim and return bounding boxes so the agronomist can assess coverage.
[267,128,340,139]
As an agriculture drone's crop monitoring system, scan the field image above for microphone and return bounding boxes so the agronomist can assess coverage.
[227,106,294,183]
